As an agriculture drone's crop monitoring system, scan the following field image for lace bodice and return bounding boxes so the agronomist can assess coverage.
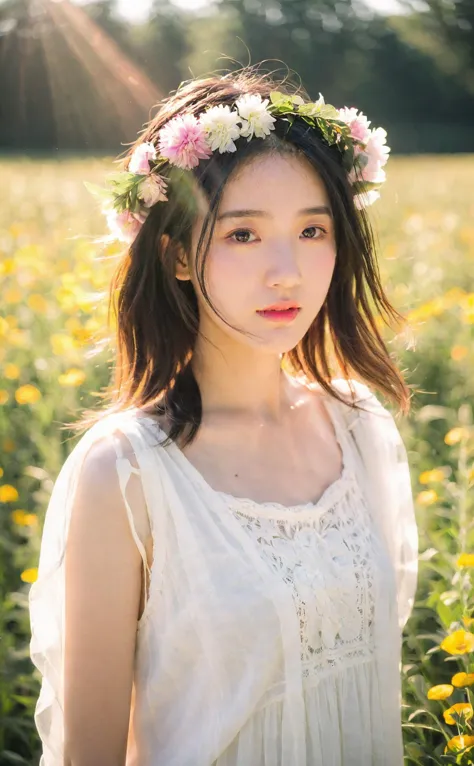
[216,407,381,687]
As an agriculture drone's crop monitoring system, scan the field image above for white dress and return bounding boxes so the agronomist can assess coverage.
[28,377,419,766]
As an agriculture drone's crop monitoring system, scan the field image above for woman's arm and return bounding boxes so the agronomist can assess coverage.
[63,438,145,766]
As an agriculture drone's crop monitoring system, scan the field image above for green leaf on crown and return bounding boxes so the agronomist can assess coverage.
[298,102,339,120]
[269,91,298,115]
[83,181,110,201]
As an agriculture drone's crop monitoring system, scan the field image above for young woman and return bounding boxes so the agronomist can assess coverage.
[29,66,419,766]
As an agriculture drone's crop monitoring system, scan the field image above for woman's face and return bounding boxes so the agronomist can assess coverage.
[178,152,337,355]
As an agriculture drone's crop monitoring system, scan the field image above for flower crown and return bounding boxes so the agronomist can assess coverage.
[86,91,390,244]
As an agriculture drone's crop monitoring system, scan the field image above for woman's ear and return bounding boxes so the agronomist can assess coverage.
[175,246,191,281]
[160,234,191,281]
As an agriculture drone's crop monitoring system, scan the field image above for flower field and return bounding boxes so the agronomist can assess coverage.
[0,155,473,764]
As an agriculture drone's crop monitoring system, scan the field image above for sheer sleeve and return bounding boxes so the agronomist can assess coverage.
[336,379,419,631]
[28,415,152,766]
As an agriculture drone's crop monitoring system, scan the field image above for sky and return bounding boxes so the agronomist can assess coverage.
[113,0,408,19]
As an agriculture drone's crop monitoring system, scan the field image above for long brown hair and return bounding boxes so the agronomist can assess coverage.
[65,64,412,447]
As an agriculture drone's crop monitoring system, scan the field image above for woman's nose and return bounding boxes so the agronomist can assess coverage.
[266,244,302,288]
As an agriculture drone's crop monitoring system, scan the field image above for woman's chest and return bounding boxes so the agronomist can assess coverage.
[223,479,392,679]
[138,473,396,692]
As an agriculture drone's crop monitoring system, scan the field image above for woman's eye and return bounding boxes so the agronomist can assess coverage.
[227,229,256,244]
[302,226,325,239]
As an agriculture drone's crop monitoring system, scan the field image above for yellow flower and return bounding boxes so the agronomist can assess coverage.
[440,630,474,655]
[445,427,467,445]
[0,484,19,502]
[20,568,38,584]
[11,510,37,526]
[27,293,49,314]
[0,257,15,275]
[462,297,474,324]
[4,287,22,304]
[451,345,468,361]
[15,384,42,405]
[452,672,474,688]
[443,703,474,725]
[457,553,474,568]
[2,438,15,453]
[419,468,446,484]
[416,490,438,506]
[445,734,474,754]
[4,363,20,380]
[9,329,28,348]
[0,390,9,405]
[58,368,86,387]
[427,684,453,700]
[462,616,474,628]
[50,333,76,356]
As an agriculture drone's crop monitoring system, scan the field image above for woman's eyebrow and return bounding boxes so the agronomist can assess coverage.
[217,206,332,221]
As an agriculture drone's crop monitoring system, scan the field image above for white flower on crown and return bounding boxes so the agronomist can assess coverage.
[353,190,380,209]
[235,93,277,140]
[199,104,242,153]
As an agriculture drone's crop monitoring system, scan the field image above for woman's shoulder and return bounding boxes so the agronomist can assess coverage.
[53,408,164,497]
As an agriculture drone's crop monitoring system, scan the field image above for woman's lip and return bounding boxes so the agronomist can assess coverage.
[256,307,301,322]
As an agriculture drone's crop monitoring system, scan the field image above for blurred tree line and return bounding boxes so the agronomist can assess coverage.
[0,0,473,153]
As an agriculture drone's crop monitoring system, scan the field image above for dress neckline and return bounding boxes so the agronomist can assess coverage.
[131,374,356,514]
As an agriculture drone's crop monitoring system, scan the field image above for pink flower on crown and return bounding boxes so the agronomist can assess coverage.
[365,127,390,167]
[129,141,157,174]
[337,107,372,144]
[138,173,169,206]
[104,207,148,243]
[158,114,212,170]
[349,126,390,185]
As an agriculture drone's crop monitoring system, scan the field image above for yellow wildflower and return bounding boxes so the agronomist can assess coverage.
[27,293,49,314]
[0,484,19,502]
[445,427,467,445]
[0,257,15,275]
[416,490,438,506]
[451,345,468,361]
[441,630,474,655]
[50,333,76,356]
[452,672,474,688]
[462,295,474,324]
[419,468,446,484]
[0,467,3,478]
[0,390,9,405]
[20,568,38,584]
[3,438,15,453]
[443,703,474,725]
[9,329,28,348]
[15,384,42,405]
[4,363,20,380]
[58,368,86,387]
[4,287,22,304]
[11,510,36,526]
[445,734,474,753]
[462,616,474,628]
[427,684,453,700]
[457,553,474,567]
